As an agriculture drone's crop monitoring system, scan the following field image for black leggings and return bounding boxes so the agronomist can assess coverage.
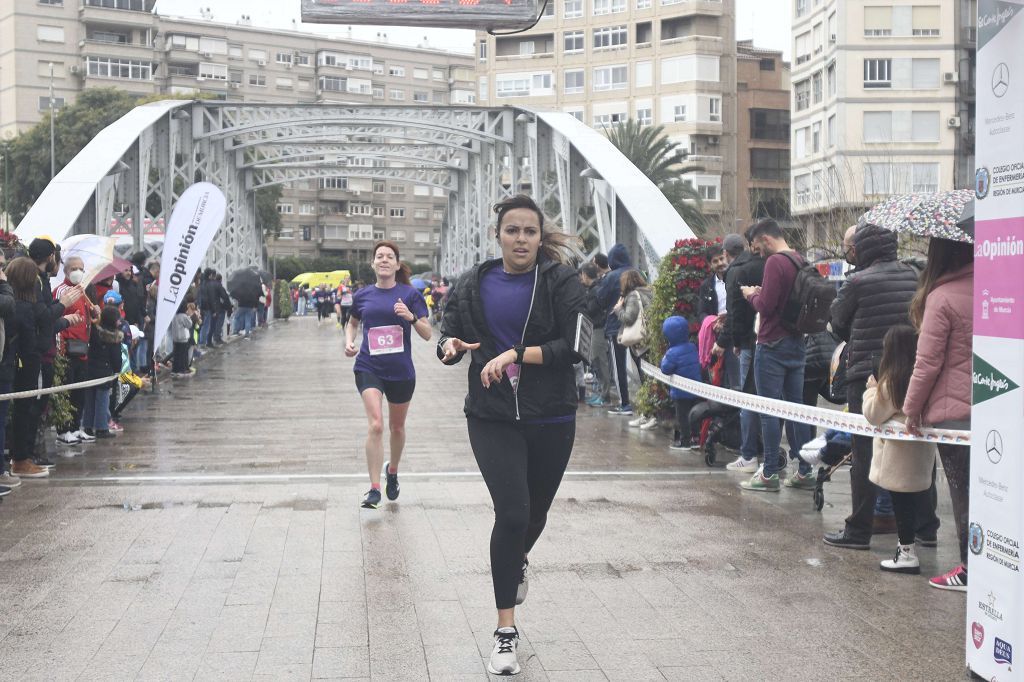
[467,416,575,610]
[610,338,642,407]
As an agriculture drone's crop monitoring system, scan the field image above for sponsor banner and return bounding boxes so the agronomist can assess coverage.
[152,183,226,352]
[970,1,1024,678]
[641,361,969,443]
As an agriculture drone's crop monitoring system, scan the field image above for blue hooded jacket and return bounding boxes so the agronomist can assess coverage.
[596,243,633,337]
[659,316,701,400]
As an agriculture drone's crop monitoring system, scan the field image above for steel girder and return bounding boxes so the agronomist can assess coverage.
[18,100,693,282]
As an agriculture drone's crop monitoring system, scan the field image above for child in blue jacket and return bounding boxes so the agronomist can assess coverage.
[660,316,702,450]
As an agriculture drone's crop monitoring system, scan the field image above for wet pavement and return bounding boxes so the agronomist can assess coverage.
[0,316,968,680]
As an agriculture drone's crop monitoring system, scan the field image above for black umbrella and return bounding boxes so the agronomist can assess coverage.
[227,267,264,302]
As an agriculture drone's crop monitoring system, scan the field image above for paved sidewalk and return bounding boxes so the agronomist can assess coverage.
[0,317,968,680]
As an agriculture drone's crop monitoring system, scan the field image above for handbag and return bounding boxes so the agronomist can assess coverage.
[66,338,89,357]
[617,294,646,347]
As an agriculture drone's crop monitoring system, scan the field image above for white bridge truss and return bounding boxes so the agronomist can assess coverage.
[16,100,693,277]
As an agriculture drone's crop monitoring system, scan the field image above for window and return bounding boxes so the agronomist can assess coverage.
[673,105,687,122]
[827,61,837,97]
[828,11,837,41]
[912,6,940,36]
[794,78,811,110]
[708,98,721,122]
[909,58,939,89]
[795,173,811,205]
[697,181,718,201]
[863,59,891,88]
[813,22,823,53]
[414,209,429,220]
[593,0,625,14]
[636,0,651,7]
[795,0,807,17]
[564,0,583,17]
[864,111,940,142]
[373,206,386,218]
[760,58,775,71]
[564,70,584,94]
[249,74,266,87]
[567,109,584,122]
[661,55,719,84]
[750,109,789,140]
[276,52,293,65]
[414,231,430,243]
[276,77,293,89]
[39,0,64,4]
[827,114,836,147]
[389,89,405,101]
[229,45,243,59]
[320,178,348,190]
[413,67,429,80]
[812,71,823,104]
[86,57,153,80]
[479,76,488,101]
[593,65,627,91]
[496,72,552,97]
[795,32,811,64]
[301,226,312,241]
[372,87,384,99]
[479,39,488,61]
[864,6,892,36]
[372,181,386,193]
[249,49,267,62]
[83,0,147,8]
[296,53,312,67]
[593,25,627,50]
[276,204,293,214]
[391,230,406,241]
[414,185,430,197]
[350,203,373,216]
[36,25,65,43]
[750,149,789,181]
[413,91,429,102]
[635,61,652,88]
[433,209,445,221]
[812,121,821,153]
[865,163,892,194]
[391,184,406,194]
[320,76,345,92]
[564,30,584,53]
[911,111,939,141]
[348,225,372,241]
[199,63,228,80]
[300,202,315,215]
[37,96,65,111]
[593,112,627,126]
[794,126,808,158]
[636,108,652,125]
[390,208,406,218]
[912,163,939,192]
[389,66,405,77]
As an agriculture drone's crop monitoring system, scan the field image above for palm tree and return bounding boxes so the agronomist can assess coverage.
[604,119,708,234]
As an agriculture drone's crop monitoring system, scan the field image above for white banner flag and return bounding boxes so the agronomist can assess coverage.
[152,182,226,352]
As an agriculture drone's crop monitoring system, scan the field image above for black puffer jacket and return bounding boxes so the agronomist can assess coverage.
[721,251,764,351]
[829,224,920,382]
[439,257,587,422]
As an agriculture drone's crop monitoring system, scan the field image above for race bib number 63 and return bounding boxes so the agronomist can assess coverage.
[367,325,404,355]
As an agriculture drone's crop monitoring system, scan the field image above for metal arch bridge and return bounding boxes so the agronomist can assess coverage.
[15,100,695,276]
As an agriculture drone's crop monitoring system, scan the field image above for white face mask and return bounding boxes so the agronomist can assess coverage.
[68,270,85,286]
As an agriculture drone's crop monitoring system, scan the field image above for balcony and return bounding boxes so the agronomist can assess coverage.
[79,2,156,28]
[658,0,724,16]
[660,35,724,53]
[80,39,155,61]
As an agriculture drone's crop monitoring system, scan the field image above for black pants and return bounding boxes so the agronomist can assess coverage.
[610,337,642,408]
[467,416,575,610]
[890,469,941,547]
[340,306,352,327]
[673,398,697,444]
[11,361,41,462]
[938,443,970,564]
[61,356,89,433]
[172,342,189,374]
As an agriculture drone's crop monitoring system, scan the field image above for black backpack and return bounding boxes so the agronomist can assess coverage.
[778,252,836,335]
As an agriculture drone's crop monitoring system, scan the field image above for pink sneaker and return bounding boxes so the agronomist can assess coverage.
[928,564,967,592]
[108,420,124,433]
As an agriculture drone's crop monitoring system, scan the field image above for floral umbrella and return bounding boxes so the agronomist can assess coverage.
[58,234,128,287]
[860,189,974,243]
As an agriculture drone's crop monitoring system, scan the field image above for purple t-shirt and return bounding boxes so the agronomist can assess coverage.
[351,283,429,381]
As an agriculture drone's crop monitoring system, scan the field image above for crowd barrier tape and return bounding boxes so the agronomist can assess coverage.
[0,374,120,402]
[641,361,971,445]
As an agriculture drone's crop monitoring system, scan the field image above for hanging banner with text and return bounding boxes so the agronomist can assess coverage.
[968,2,1024,679]
[152,182,226,352]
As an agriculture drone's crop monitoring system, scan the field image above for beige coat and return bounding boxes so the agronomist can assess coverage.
[862,385,937,493]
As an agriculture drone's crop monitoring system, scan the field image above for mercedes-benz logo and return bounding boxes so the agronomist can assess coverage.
[986,429,1003,464]
[993,63,1010,98]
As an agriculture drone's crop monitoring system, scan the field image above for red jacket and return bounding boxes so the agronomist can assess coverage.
[902,263,973,426]
[54,280,92,349]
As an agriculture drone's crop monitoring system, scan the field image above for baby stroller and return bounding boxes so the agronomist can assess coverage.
[691,348,748,467]
[799,430,853,511]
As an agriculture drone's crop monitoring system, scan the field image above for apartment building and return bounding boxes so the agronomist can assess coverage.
[736,40,791,228]
[475,0,738,232]
[789,0,977,248]
[0,0,475,268]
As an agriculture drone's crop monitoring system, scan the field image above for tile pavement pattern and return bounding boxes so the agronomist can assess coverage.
[0,318,969,680]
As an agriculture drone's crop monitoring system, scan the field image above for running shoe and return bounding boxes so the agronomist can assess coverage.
[361,488,382,509]
[75,430,96,443]
[880,545,920,575]
[608,405,633,416]
[384,462,400,501]
[108,420,124,433]
[487,627,521,676]
[515,560,529,605]
[929,564,967,592]
[56,431,80,445]
[784,470,817,490]
[725,456,759,473]
[628,415,647,428]
[739,466,779,492]
[639,417,660,431]
[585,396,607,407]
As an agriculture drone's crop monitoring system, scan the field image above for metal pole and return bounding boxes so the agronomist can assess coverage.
[49,63,55,180]
[1,143,8,232]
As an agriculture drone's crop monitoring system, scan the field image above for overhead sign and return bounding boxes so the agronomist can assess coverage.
[300,0,541,31]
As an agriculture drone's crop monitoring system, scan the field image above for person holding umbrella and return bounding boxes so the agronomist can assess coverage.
[344,241,431,510]
[228,268,262,338]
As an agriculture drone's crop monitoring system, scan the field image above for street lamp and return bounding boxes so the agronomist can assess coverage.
[49,62,56,180]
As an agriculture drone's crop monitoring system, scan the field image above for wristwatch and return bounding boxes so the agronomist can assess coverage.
[514,344,526,364]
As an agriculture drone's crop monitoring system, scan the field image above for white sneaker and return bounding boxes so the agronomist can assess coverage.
[799,448,824,467]
[75,430,96,443]
[725,456,759,473]
[801,435,828,452]
[880,544,921,574]
[628,415,648,428]
[56,431,80,445]
[639,417,659,431]
[0,473,22,488]
[515,561,528,606]
[487,627,521,676]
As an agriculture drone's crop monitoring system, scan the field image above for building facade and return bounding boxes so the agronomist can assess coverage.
[0,0,475,268]
[474,0,738,232]
[789,0,977,250]
[735,40,791,229]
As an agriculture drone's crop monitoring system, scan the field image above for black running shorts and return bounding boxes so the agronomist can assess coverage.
[354,371,416,404]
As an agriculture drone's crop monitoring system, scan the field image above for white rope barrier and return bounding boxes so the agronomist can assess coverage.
[641,360,970,445]
[0,374,120,402]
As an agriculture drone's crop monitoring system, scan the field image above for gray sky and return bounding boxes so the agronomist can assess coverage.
[154,0,790,59]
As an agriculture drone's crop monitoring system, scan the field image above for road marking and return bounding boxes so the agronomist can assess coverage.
[49,469,744,484]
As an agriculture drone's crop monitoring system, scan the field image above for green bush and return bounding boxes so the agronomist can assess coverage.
[273,280,293,319]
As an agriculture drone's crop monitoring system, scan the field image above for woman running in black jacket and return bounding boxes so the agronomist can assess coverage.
[438,194,586,676]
